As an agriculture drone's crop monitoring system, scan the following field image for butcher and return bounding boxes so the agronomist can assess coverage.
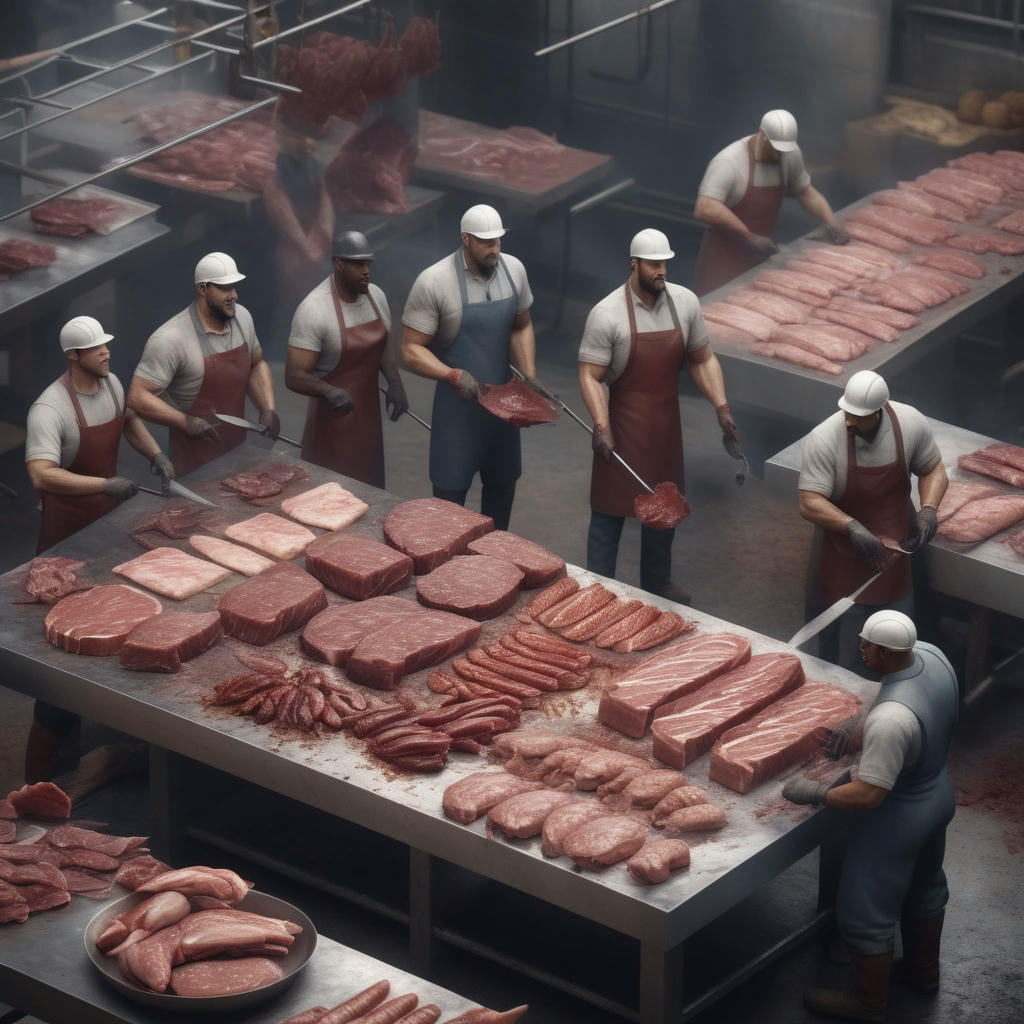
[127,253,280,477]
[578,228,740,604]
[285,230,407,487]
[784,610,957,1022]
[799,370,947,673]
[693,108,849,296]
[400,204,552,530]
[24,315,170,782]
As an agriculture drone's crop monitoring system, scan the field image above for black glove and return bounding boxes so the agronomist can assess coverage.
[748,233,779,258]
[258,409,281,440]
[524,376,556,402]
[901,506,939,553]
[782,776,830,805]
[383,375,409,422]
[827,716,859,760]
[592,424,615,462]
[825,222,850,245]
[715,402,741,444]
[324,387,354,414]
[184,415,220,441]
[149,451,175,494]
[846,519,888,571]
[451,369,479,402]
[103,476,139,503]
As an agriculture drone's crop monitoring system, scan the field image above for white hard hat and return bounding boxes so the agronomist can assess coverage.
[194,251,245,286]
[860,610,917,651]
[838,370,890,417]
[460,204,506,239]
[629,228,675,260]
[760,109,799,153]
[60,315,113,352]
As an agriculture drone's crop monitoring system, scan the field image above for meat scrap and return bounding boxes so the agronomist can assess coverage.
[634,482,691,530]
[19,556,88,604]
[189,535,275,577]
[129,500,210,549]
[0,238,57,273]
[477,380,558,427]
[626,839,691,885]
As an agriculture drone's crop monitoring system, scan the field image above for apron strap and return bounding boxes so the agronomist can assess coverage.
[188,302,236,359]
[846,402,907,480]
[59,371,122,431]
[623,281,683,342]
[454,250,518,309]
[329,274,351,349]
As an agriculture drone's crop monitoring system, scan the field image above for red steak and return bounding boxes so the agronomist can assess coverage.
[301,596,420,665]
[119,610,222,672]
[383,498,493,574]
[416,555,524,620]
[218,563,327,646]
[44,584,162,655]
[305,533,413,599]
[477,380,558,426]
[466,531,565,589]
[169,956,283,997]
[536,582,615,629]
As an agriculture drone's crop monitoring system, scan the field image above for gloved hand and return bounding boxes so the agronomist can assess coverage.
[827,716,859,760]
[184,415,220,441]
[524,376,556,402]
[449,369,479,402]
[715,402,741,444]
[825,221,850,245]
[901,506,939,553]
[103,476,139,503]
[149,451,175,494]
[846,519,888,571]
[258,409,281,440]
[782,776,830,805]
[592,424,615,462]
[748,233,779,258]
[383,374,409,422]
[324,387,354,414]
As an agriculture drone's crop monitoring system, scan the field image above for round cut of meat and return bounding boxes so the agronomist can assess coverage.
[465,531,565,589]
[416,555,524,621]
[633,483,690,530]
[477,380,558,427]
[383,498,493,574]
[119,610,222,672]
[626,839,691,885]
[301,595,421,665]
[44,584,162,656]
[305,533,413,599]
[486,790,574,839]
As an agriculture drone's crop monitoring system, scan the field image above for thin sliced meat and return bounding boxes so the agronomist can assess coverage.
[880,274,947,308]
[465,648,559,691]
[188,535,274,576]
[7,782,71,819]
[948,153,1024,189]
[842,222,912,253]
[700,302,777,342]
[896,182,976,221]
[903,265,968,298]
[593,603,661,649]
[857,282,927,314]
[975,443,1024,473]
[826,295,921,329]
[754,269,837,300]
[723,287,816,323]
[485,643,582,688]
[833,243,905,269]
[112,547,231,601]
[525,577,579,618]
[916,168,1003,205]
[477,380,558,426]
[947,232,1024,255]
[225,513,317,560]
[536,582,615,629]
[957,452,1024,489]
[914,249,986,279]
[848,205,956,245]
[784,259,860,288]
[769,324,869,362]
[612,610,695,653]
[753,342,843,375]
[814,308,900,343]
[797,246,886,277]
[559,598,643,642]
[872,188,946,218]
[280,482,369,532]
[626,839,691,885]
[939,494,1024,543]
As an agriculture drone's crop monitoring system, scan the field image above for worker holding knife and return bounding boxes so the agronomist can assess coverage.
[285,230,407,488]
[798,371,948,673]
[128,253,280,476]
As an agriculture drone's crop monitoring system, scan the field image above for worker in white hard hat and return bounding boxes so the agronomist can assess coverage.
[799,370,948,673]
[400,204,553,529]
[784,610,958,1021]
[23,315,169,780]
[128,252,280,476]
[693,109,849,296]
[577,228,740,603]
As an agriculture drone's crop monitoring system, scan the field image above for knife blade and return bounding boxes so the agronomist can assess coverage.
[787,571,883,649]
[214,413,303,448]
[138,480,218,509]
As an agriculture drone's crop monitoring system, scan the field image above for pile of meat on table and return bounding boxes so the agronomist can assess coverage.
[15,555,89,604]
[703,149,1024,375]
[0,237,57,280]
[29,193,137,237]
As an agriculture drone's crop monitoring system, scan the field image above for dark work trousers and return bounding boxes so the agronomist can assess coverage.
[586,510,674,591]
[432,483,516,532]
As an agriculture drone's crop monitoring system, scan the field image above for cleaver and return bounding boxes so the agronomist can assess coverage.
[787,571,883,650]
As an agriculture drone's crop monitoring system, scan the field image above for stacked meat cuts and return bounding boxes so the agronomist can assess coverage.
[221,462,309,503]
[0,238,56,279]
[30,194,135,237]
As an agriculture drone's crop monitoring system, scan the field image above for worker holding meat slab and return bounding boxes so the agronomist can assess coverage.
[693,108,848,295]
[128,252,280,476]
[578,228,739,604]
[784,610,958,1022]
[401,204,551,530]
[286,230,407,487]
[799,371,948,673]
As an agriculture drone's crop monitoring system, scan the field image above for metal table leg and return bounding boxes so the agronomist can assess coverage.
[639,940,683,1024]
[148,745,189,864]
[409,847,436,975]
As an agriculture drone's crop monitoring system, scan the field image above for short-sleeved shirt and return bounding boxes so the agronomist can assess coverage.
[798,403,942,503]
[855,701,922,791]
[288,278,392,378]
[577,281,710,385]
[401,250,533,349]
[133,302,261,412]
[698,135,811,208]
[25,373,125,468]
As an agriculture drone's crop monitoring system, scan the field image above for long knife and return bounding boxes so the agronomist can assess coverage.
[378,385,431,430]
[138,480,218,509]
[214,413,303,448]
[787,571,883,649]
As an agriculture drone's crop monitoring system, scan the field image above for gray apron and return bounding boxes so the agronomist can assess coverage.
[429,252,521,491]
[837,642,959,954]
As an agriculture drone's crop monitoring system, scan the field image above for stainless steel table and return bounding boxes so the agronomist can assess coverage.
[0,445,877,1024]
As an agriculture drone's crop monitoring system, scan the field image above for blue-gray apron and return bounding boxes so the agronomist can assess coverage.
[837,642,959,954]
[429,252,521,491]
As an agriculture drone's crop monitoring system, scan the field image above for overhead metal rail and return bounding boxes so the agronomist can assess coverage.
[534,0,683,57]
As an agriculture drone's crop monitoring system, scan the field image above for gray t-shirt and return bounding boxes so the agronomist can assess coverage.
[133,302,261,412]
[798,403,942,502]
[25,373,125,468]
[856,701,921,791]
[577,281,710,385]
[288,278,392,378]
[402,250,533,349]
[698,135,811,208]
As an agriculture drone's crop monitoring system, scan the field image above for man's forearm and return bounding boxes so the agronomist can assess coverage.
[128,382,190,432]
[798,184,836,225]
[799,489,853,532]
[247,359,276,414]
[918,461,948,510]
[27,462,106,497]
[123,412,161,459]
[689,351,728,408]
[578,369,610,428]
[694,195,752,238]
[509,322,537,380]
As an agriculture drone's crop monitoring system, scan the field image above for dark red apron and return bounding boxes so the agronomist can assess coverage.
[819,403,914,605]
[37,372,124,554]
[694,135,785,296]
[168,305,251,477]
[590,283,686,518]
[300,277,388,487]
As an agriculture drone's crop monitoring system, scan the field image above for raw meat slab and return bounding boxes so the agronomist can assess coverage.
[466,531,565,589]
[562,815,647,870]
[478,380,558,426]
[169,957,283,997]
[188,535,275,576]
[23,556,87,603]
[44,584,162,656]
[442,772,543,824]
[416,554,524,620]
[225,513,317,560]
[938,494,1024,544]
[301,596,421,665]
[113,547,231,600]
[626,840,691,885]
[936,482,1002,523]
[280,482,369,531]
[486,790,574,839]
[383,498,493,574]
[305,533,413,599]
[119,610,222,672]
[218,562,327,645]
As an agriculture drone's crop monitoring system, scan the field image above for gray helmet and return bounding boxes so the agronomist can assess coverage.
[333,230,374,261]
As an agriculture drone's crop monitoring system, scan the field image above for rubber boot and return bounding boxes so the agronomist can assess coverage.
[897,911,943,994]
[804,950,892,1022]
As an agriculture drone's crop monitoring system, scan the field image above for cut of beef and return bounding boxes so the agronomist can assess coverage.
[491,729,596,761]
[593,604,660,649]
[857,282,927,314]
[974,442,1024,473]
[225,513,318,560]
[30,195,131,236]
[486,790,574,839]
[536,582,615,629]
[626,840,691,885]
[219,472,283,500]
[169,957,283,997]
[842,222,912,253]
[768,324,869,362]
[611,611,696,653]
[188,535,274,577]
[301,595,420,665]
[825,296,921,330]
[113,547,231,600]
[218,562,327,645]
[650,786,709,823]
[848,205,956,245]
[305,533,413,599]
[115,856,172,891]
[129,501,209,548]
[701,303,777,341]
[754,269,837,300]
[281,483,369,531]
[918,167,1004,204]
[650,653,806,768]
[525,577,580,618]
[22,556,87,603]
[442,772,544,824]
[45,584,162,655]
[938,494,1024,544]
[914,250,986,279]
[724,287,816,323]
[416,554,524,620]
[562,815,647,870]
[947,232,1024,255]
[957,452,1024,489]
[6,782,71,818]
[466,531,565,589]
[599,632,752,737]
[559,598,643,643]
[384,498,494,574]
[119,610,222,672]
[709,681,862,793]
[783,258,861,288]
[753,341,843,375]
[936,481,1002,523]
[814,309,900,344]
[615,770,691,809]
[540,801,608,857]
[0,238,57,272]
[634,482,690,530]
[477,380,558,426]
[347,608,481,689]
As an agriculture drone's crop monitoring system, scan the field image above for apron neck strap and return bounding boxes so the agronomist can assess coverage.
[846,403,905,470]
[624,280,680,336]
[60,369,119,428]
[189,301,229,358]
[455,250,516,306]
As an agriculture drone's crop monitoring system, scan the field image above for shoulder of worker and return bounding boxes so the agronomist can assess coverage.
[697,137,749,196]
[498,251,529,280]
[408,252,457,299]
[914,641,957,678]
[292,277,333,321]
[888,400,931,432]
[807,410,846,449]
[106,372,126,403]
[664,281,702,312]
[858,700,920,789]
[888,401,942,467]
[143,306,194,351]
[798,413,844,487]
[28,378,74,417]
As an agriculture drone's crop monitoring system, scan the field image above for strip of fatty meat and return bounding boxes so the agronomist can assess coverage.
[848,205,957,245]
[842,221,912,253]
[904,266,968,299]
[833,243,905,269]
[769,324,870,362]
[536,582,615,629]
[722,287,816,323]
[878,274,948,308]
[753,342,843,375]
[948,152,1024,190]
[937,481,1002,523]
[896,181,977,221]
[593,603,661,648]
[612,610,695,653]
[814,307,901,343]
[825,295,920,329]
[948,232,1024,255]
[916,168,1004,205]
[957,452,1024,488]
[700,302,777,341]
[939,494,1024,543]
[934,166,1009,202]
[524,577,579,618]
[797,246,888,277]
[994,208,1024,236]
[626,839,691,885]
[314,978,391,1022]
[975,442,1024,473]
[753,269,837,300]
[914,250,986,279]
[857,281,927,314]
[559,597,644,642]
[783,259,860,288]
[749,277,827,307]
[872,187,948,218]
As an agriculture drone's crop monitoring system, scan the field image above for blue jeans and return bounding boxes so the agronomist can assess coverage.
[586,510,674,591]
